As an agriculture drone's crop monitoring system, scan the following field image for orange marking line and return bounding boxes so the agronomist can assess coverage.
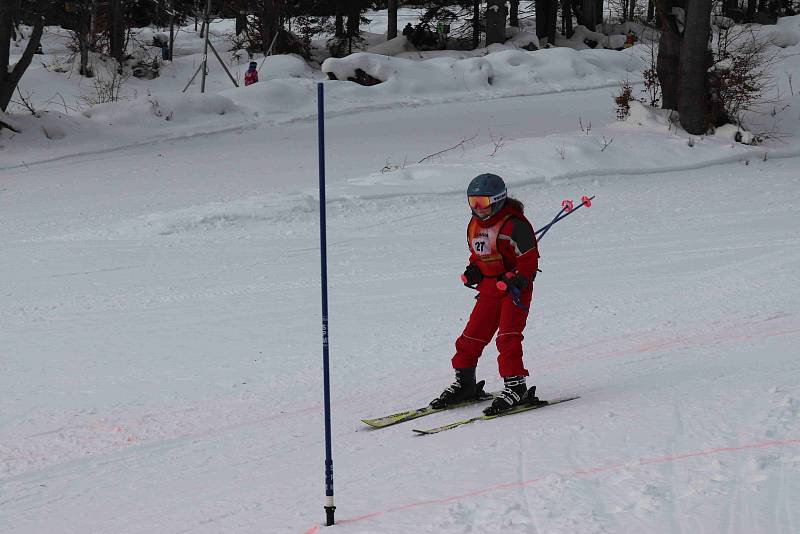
[308,437,800,529]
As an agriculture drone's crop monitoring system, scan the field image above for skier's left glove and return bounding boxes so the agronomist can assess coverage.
[496,272,531,310]
[496,272,530,293]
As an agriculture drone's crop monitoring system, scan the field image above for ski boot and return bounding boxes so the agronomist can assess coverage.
[483,376,530,415]
[430,367,485,409]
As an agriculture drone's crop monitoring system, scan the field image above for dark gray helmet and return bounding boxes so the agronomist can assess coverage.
[467,173,507,220]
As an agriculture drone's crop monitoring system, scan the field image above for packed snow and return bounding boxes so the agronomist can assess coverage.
[1,10,799,534]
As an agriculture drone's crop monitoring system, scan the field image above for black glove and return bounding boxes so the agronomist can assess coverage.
[496,272,530,293]
[461,264,483,286]
[496,272,531,310]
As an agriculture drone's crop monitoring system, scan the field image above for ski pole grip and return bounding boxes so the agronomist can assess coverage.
[496,272,514,291]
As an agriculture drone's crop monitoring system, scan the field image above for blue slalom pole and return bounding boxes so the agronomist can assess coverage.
[317,82,336,527]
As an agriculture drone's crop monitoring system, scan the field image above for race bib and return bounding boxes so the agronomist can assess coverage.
[471,237,490,255]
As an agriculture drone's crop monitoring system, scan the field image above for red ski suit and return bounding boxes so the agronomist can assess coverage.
[451,202,539,377]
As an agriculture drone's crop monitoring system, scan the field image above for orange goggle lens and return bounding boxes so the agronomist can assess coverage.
[468,196,493,210]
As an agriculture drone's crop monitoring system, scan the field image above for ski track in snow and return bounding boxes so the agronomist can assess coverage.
[3,156,800,531]
[315,439,800,532]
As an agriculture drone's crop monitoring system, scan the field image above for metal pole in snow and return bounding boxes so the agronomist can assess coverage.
[200,0,210,93]
[317,82,336,527]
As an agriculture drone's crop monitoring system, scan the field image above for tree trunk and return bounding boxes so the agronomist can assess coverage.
[535,0,558,41]
[486,0,507,45]
[79,31,91,76]
[563,0,574,37]
[1,2,11,76]
[109,0,124,62]
[656,0,681,109]
[548,0,558,44]
[578,0,598,30]
[678,0,712,133]
[346,0,360,53]
[746,0,756,20]
[235,13,247,35]
[257,0,282,54]
[510,0,520,26]
[535,0,548,38]
[629,0,637,20]
[647,0,655,20]
[11,0,22,41]
[1,11,44,111]
[473,0,481,48]
[387,0,397,39]
[334,0,346,37]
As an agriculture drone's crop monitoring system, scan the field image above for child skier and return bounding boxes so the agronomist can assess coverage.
[431,173,540,415]
[244,61,259,86]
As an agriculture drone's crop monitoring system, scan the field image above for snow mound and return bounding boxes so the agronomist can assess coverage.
[763,15,800,47]
[322,47,645,94]
[256,54,319,81]
[83,92,243,127]
[366,35,418,56]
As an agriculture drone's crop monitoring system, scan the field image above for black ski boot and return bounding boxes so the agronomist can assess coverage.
[430,368,485,409]
[483,376,529,415]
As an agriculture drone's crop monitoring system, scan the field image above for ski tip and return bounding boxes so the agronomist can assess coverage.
[411,429,431,435]
[361,419,384,428]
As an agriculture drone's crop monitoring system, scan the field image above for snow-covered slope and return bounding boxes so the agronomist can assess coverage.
[2,14,800,534]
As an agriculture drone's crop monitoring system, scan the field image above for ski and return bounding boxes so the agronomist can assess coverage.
[362,383,497,429]
[412,395,579,435]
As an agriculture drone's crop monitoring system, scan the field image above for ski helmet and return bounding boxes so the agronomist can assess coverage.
[467,173,507,220]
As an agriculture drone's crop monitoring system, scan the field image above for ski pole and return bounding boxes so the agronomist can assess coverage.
[535,195,594,241]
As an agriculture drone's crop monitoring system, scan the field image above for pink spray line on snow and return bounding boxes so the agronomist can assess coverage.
[303,437,800,532]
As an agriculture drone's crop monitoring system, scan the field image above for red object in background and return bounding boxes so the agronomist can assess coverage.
[244,69,259,86]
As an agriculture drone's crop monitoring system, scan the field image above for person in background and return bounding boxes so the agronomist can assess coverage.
[244,61,259,86]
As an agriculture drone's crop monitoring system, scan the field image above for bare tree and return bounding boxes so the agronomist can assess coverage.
[655,0,682,109]
[335,0,345,38]
[485,0,506,45]
[472,0,481,48]
[345,0,361,53]
[573,0,604,30]
[61,0,98,77]
[1,1,44,112]
[563,0,574,37]
[109,0,125,62]
[387,0,397,39]
[678,0,713,133]
[535,0,558,45]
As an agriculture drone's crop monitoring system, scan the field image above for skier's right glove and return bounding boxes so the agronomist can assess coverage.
[461,264,483,287]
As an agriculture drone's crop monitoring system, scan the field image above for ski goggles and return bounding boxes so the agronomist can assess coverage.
[468,192,506,210]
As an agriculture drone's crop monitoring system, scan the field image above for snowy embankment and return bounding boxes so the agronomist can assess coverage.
[1,19,650,169]
[5,15,800,182]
